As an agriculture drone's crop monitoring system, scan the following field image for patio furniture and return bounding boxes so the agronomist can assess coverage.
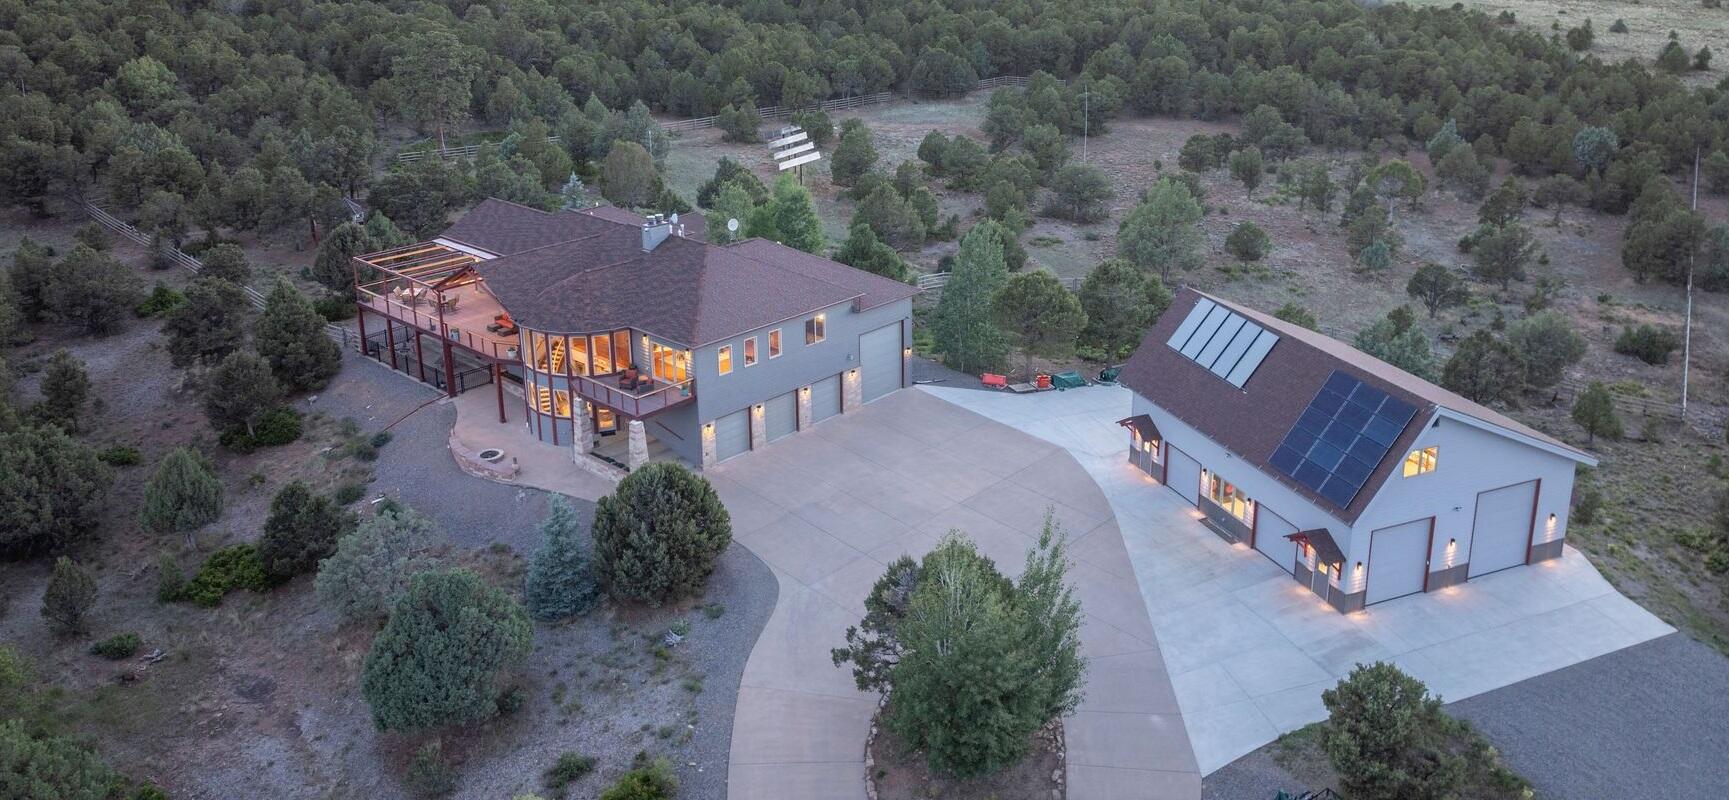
[1051,371,1086,390]
[442,293,460,311]
[980,372,1007,389]
[618,368,640,390]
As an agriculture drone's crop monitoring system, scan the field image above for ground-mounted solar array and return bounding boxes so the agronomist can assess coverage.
[1269,370,1417,509]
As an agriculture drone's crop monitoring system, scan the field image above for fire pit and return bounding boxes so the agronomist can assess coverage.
[477,448,505,463]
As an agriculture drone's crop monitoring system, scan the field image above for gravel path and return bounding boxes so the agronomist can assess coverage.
[909,354,994,391]
[1203,633,1729,800]
[315,354,777,799]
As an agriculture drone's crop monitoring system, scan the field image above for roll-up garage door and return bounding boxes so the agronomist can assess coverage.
[859,322,903,403]
[810,375,841,423]
[763,390,797,442]
[1254,505,1299,574]
[1165,445,1201,505]
[713,409,750,462]
[1468,480,1538,578]
[1366,518,1432,605]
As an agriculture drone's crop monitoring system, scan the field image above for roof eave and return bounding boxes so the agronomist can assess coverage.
[1432,407,1598,466]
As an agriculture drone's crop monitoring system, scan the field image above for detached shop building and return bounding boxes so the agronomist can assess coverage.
[1118,289,1597,613]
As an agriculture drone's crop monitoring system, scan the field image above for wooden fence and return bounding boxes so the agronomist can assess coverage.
[76,199,353,348]
[1553,377,1682,422]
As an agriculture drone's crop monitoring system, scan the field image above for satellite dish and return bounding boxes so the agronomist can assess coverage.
[726,218,739,233]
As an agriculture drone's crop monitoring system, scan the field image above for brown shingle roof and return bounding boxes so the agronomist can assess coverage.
[441,199,915,346]
[1120,289,1589,523]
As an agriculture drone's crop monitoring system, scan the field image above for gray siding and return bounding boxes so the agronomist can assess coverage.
[691,298,911,425]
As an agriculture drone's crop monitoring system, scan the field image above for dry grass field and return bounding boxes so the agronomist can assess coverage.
[1414,0,1729,84]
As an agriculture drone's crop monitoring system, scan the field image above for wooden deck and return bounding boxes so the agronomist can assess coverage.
[359,288,520,361]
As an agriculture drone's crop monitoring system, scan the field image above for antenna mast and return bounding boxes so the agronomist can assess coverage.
[1682,149,1698,422]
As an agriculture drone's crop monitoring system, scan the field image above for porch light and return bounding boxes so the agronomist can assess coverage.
[1355,562,1363,572]
[1548,513,1557,524]
[902,347,912,357]
[801,386,810,395]
[1447,538,1456,548]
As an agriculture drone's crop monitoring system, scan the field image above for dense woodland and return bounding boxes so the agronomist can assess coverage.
[5,0,1729,797]
[4,0,1729,244]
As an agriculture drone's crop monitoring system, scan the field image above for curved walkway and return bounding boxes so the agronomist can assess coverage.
[713,390,1200,800]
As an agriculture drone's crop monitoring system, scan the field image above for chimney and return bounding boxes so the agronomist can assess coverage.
[641,214,672,251]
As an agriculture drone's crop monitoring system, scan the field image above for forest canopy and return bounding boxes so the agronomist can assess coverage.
[3,0,1727,246]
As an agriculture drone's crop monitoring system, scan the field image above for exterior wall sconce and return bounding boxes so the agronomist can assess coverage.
[902,347,912,357]
[801,385,810,395]
[849,367,859,376]
[1548,513,1557,524]
[1448,538,1456,548]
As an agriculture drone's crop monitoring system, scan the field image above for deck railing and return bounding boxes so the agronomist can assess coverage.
[573,372,695,418]
[357,288,519,361]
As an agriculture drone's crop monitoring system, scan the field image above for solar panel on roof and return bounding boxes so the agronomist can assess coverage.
[1165,299,1280,388]
[1270,370,1417,510]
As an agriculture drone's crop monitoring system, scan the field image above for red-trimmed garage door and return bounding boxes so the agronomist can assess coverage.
[1165,445,1201,505]
[1366,518,1431,605]
[1254,505,1298,574]
[1469,480,1538,578]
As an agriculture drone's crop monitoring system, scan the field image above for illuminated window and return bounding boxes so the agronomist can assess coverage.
[554,390,571,418]
[744,337,758,366]
[718,345,733,375]
[1402,446,1438,477]
[1203,470,1255,526]
[769,329,782,357]
[805,313,825,345]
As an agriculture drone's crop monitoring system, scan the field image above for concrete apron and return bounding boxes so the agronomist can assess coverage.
[919,384,1675,775]
[713,389,1200,800]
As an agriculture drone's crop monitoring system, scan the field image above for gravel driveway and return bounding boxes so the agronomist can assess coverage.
[1203,632,1729,799]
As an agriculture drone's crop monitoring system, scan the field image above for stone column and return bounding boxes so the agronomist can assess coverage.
[571,401,592,462]
[700,421,717,468]
[796,386,812,430]
[626,419,648,471]
[842,368,862,412]
[749,404,768,451]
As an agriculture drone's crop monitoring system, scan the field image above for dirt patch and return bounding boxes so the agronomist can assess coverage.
[867,707,1064,800]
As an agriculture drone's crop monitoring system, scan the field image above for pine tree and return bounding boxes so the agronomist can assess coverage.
[204,350,282,436]
[316,506,440,624]
[991,269,1086,378]
[310,221,374,293]
[592,463,731,605]
[1406,264,1468,318]
[258,481,353,580]
[1506,311,1587,390]
[138,447,224,548]
[1117,178,1204,279]
[254,278,341,392]
[829,121,877,187]
[753,174,825,254]
[199,243,251,285]
[599,140,661,208]
[1571,383,1622,445]
[40,556,97,635]
[524,496,599,621]
[164,277,252,368]
[1441,331,1527,405]
[834,223,908,282]
[0,425,111,556]
[1322,663,1465,800]
[30,351,90,434]
[362,568,532,731]
[931,221,1011,373]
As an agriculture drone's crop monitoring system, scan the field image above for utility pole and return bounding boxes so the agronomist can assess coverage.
[1681,149,1698,422]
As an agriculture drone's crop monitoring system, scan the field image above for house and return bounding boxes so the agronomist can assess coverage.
[1118,289,1597,613]
[351,198,918,472]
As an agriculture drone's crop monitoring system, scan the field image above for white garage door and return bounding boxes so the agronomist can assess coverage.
[1165,445,1201,505]
[1255,505,1299,574]
[1469,480,1537,578]
[810,375,841,423]
[764,390,797,441]
[859,322,903,403]
[713,409,750,462]
[1366,518,1431,605]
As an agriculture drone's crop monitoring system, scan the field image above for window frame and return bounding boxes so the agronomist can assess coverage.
[717,345,733,375]
[744,336,758,366]
[1203,470,1255,526]
[768,329,782,358]
[1402,446,1438,478]
[805,313,826,345]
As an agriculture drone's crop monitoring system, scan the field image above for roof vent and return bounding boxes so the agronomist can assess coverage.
[641,213,672,251]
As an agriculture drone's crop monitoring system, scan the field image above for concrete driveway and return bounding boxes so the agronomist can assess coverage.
[713,389,1201,800]
[923,384,1675,774]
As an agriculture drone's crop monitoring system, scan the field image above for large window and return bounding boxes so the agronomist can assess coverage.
[530,331,549,371]
[652,342,688,382]
[547,335,567,375]
[1403,446,1438,477]
[591,334,614,374]
[570,335,589,376]
[718,345,733,375]
[1204,470,1255,526]
[805,313,826,345]
[613,330,632,370]
[744,336,758,366]
[768,329,782,358]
